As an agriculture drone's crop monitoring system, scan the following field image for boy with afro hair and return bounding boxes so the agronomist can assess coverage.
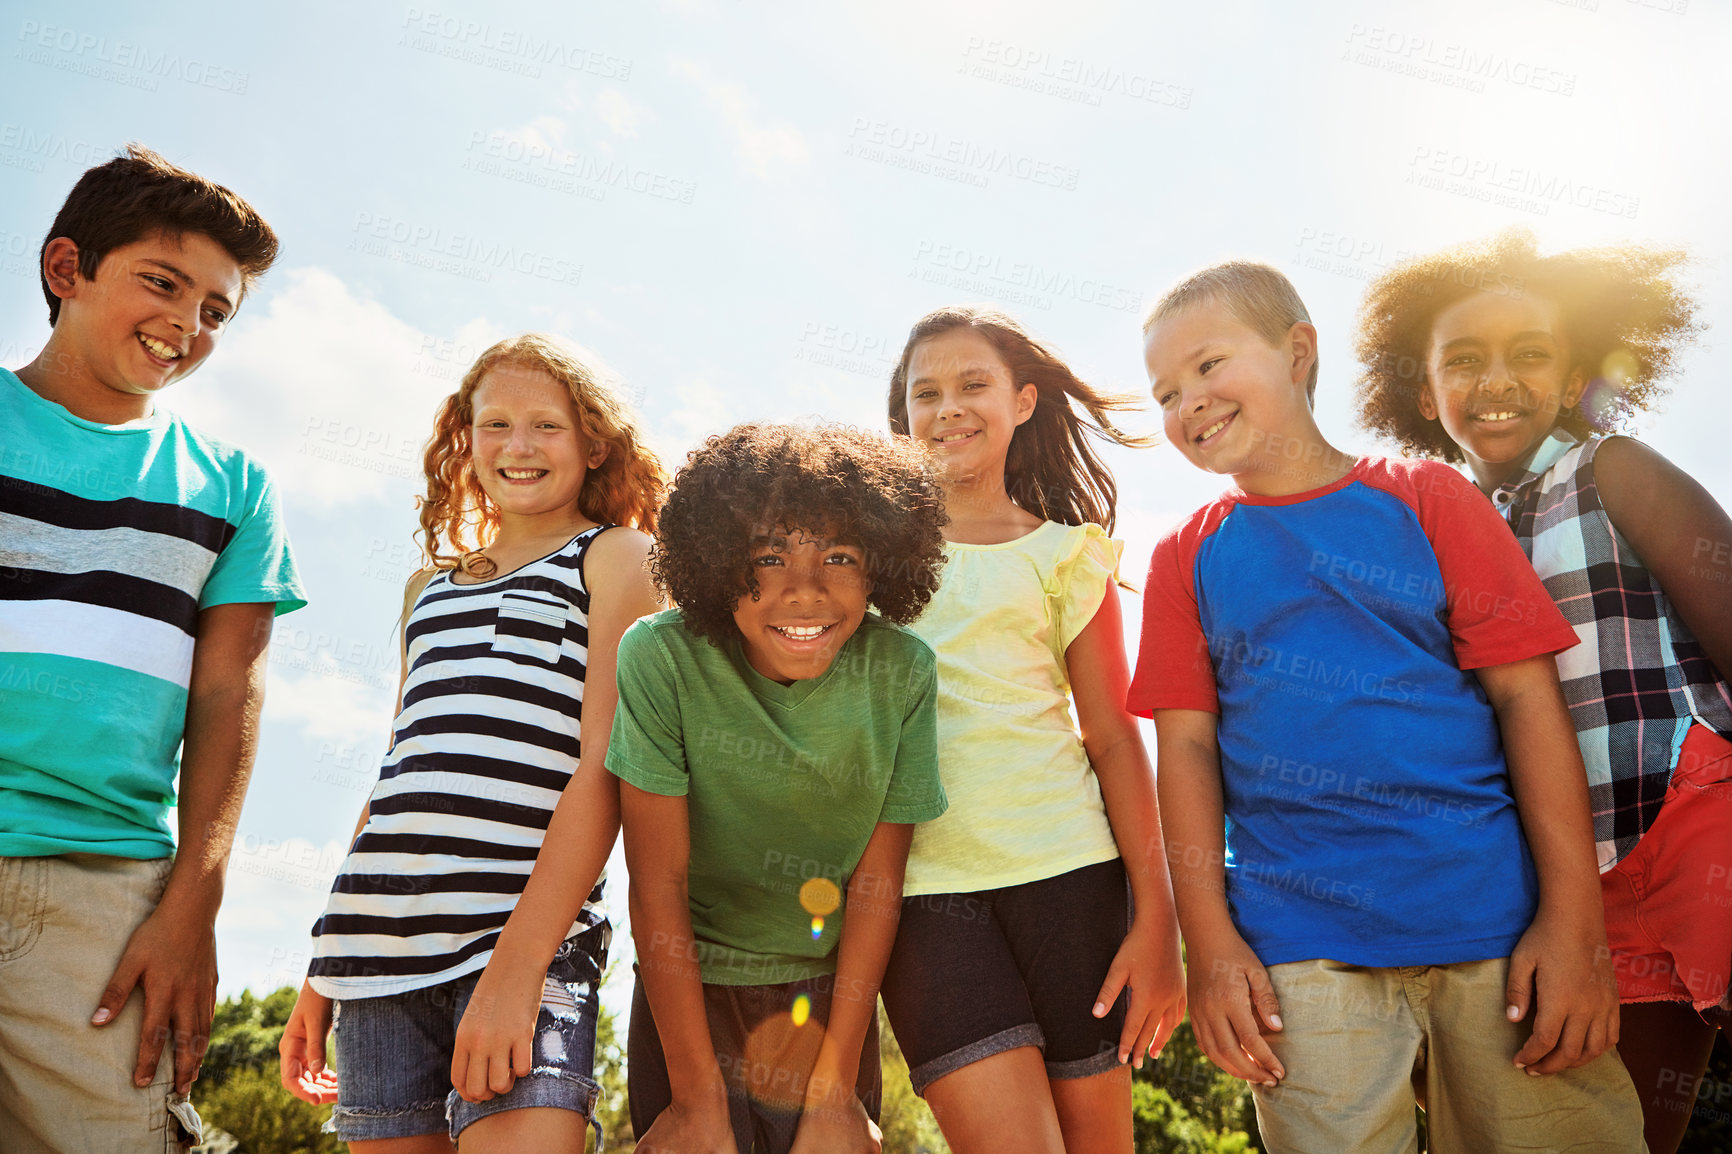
[610,422,948,1154]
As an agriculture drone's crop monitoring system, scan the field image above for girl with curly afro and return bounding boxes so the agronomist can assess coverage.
[284,334,666,1151]
[612,422,949,1154]
[1355,231,1732,1154]
[880,306,1183,1154]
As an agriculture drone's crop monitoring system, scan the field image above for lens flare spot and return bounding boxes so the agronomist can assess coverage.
[800,877,841,916]
[810,915,825,939]
[791,993,811,1028]
[1601,349,1639,387]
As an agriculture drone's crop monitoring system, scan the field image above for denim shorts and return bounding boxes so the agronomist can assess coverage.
[880,858,1129,1095]
[328,921,608,1144]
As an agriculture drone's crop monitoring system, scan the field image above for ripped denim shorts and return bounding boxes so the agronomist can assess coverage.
[329,921,609,1146]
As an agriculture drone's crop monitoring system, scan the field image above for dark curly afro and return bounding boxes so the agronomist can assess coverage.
[1354,229,1700,463]
[651,423,949,645]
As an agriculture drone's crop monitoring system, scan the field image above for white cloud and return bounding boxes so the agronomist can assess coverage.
[672,58,807,179]
[166,268,471,507]
[264,666,396,744]
[217,835,349,996]
[594,88,650,138]
[653,375,732,461]
[497,113,568,154]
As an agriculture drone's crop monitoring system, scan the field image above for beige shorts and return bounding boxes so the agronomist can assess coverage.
[0,853,202,1153]
[1252,957,1646,1154]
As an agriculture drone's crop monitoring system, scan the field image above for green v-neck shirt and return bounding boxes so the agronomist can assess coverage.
[607,609,945,985]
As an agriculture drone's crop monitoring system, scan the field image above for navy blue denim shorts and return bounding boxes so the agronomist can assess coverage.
[328,922,608,1144]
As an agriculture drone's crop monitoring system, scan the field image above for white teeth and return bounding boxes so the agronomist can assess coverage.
[1197,415,1232,442]
[138,334,181,360]
[935,431,974,443]
[1473,411,1523,422]
[775,625,828,640]
[501,468,545,479]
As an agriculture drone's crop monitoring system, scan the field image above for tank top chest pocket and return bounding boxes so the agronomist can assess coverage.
[493,590,568,665]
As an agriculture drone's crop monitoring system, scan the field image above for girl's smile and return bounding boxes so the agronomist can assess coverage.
[1420,292,1584,490]
[469,364,607,518]
[903,327,1036,480]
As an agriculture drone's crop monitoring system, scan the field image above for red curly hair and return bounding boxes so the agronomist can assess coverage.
[417,334,664,571]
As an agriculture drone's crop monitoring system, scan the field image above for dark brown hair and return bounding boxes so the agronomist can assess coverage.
[651,423,947,645]
[887,306,1152,535]
[1354,229,1698,462]
[40,143,279,325]
[418,334,664,573]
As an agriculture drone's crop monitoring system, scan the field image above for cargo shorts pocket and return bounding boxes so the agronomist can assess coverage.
[0,856,48,963]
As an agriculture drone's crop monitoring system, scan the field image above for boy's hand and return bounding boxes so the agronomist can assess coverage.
[1187,927,1285,1086]
[635,1085,740,1154]
[91,893,218,1095]
[277,980,339,1105]
[451,962,543,1102]
[1094,913,1187,1068]
[790,1085,881,1154]
[1506,909,1619,1075]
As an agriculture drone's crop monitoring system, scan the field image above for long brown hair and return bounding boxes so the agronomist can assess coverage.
[887,306,1152,534]
[417,334,664,570]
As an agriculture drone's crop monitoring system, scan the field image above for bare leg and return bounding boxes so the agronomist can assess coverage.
[1616,1002,1719,1154]
[349,1136,454,1154]
[458,1105,589,1152]
[1050,1064,1133,1154]
[924,1046,1066,1154]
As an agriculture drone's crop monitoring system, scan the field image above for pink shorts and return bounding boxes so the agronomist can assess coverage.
[1601,724,1732,1013]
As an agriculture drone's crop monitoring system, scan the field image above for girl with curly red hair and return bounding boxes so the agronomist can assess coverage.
[1355,232,1732,1154]
[279,333,664,1153]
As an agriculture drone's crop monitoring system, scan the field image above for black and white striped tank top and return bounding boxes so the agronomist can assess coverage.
[307,526,610,997]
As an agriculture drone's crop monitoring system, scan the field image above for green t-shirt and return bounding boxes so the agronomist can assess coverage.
[607,609,945,986]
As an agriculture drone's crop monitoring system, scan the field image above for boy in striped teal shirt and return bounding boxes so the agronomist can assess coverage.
[0,145,305,1151]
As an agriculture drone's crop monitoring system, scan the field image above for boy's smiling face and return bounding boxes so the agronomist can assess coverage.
[1420,292,1584,480]
[733,525,872,685]
[1146,300,1317,484]
[49,230,243,414]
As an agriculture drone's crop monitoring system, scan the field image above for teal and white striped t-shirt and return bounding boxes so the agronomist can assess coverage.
[0,368,306,858]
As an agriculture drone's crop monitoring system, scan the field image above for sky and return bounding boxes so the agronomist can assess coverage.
[1,0,1727,1008]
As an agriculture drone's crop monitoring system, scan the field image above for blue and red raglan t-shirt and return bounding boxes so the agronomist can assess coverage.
[1128,457,1580,967]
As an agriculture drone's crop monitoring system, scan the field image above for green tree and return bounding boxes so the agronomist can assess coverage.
[591,975,632,1153]
[197,1066,345,1154]
[1133,1019,1259,1153]
[877,1006,950,1154]
[193,986,343,1153]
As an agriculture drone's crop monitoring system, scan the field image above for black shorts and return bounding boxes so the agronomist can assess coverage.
[628,969,881,1154]
[879,857,1130,1095]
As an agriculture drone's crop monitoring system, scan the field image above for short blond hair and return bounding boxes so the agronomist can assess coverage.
[1144,261,1319,400]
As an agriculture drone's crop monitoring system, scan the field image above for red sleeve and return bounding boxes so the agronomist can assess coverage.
[1127,505,1225,717]
[1364,459,1579,671]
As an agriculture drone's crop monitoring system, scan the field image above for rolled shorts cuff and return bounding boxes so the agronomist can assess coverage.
[326,1097,449,1142]
[449,1070,604,1144]
[908,1023,1045,1096]
[1045,1045,1123,1081]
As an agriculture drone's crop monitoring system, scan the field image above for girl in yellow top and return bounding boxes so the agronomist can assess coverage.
[881,305,1185,1154]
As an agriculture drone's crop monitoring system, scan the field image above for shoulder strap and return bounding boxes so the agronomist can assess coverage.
[399,568,440,634]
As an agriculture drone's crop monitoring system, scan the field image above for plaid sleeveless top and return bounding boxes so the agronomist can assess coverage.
[1491,431,1732,870]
